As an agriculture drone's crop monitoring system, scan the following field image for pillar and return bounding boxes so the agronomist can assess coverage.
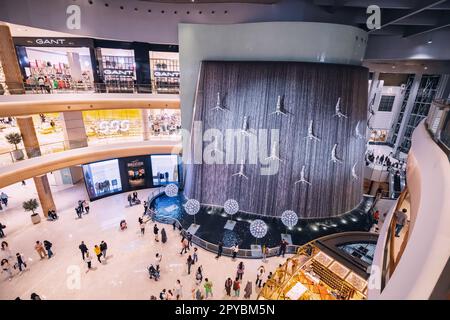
[142,109,151,141]
[16,116,41,158]
[33,174,55,217]
[59,111,88,149]
[0,23,25,94]
[67,52,82,82]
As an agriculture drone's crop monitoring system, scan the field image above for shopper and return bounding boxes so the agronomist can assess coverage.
[0,192,8,207]
[256,265,265,288]
[232,243,239,260]
[43,240,53,258]
[94,245,102,263]
[78,200,84,213]
[193,247,198,264]
[180,237,189,255]
[127,194,132,207]
[195,265,204,285]
[79,241,88,260]
[172,221,176,231]
[204,278,213,299]
[84,251,93,272]
[186,255,193,275]
[30,293,41,300]
[233,278,240,297]
[159,289,167,300]
[0,222,6,238]
[187,232,193,249]
[153,224,160,242]
[34,241,47,259]
[175,279,183,299]
[236,261,245,281]
[166,290,174,300]
[143,201,148,215]
[15,252,27,272]
[395,208,408,237]
[154,253,162,271]
[225,277,233,296]
[140,219,145,235]
[100,241,107,259]
[1,258,13,280]
[75,207,82,219]
[216,241,223,259]
[278,239,288,257]
[244,280,252,299]
[161,228,167,243]
[1,241,12,258]
[84,200,90,214]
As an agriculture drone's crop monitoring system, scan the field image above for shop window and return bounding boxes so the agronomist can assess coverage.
[378,95,395,112]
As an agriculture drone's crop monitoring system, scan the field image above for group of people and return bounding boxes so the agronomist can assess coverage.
[1,241,28,280]
[78,240,108,273]
[75,200,90,219]
[127,191,140,207]
[365,150,406,172]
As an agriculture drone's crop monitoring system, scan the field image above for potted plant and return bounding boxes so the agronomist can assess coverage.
[5,132,24,161]
[23,199,41,224]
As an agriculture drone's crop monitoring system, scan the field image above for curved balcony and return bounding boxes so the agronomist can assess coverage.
[0,140,182,188]
[369,118,450,300]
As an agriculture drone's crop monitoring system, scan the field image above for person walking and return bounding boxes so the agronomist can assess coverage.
[193,247,198,264]
[395,208,408,237]
[84,251,93,273]
[153,224,160,242]
[127,194,132,207]
[216,241,223,259]
[43,240,53,258]
[244,280,252,299]
[232,243,239,260]
[34,241,47,259]
[143,201,148,215]
[233,278,240,297]
[79,241,88,260]
[161,228,167,243]
[236,261,245,281]
[180,237,188,255]
[75,207,82,219]
[0,192,8,207]
[15,253,27,272]
[225,277,233,296]
[256,265,265,288]
[0,222,6,238]
[140,219,145,235]
[195,265,203,285]
[186,255,193,275]
[154,253,162,271]
[1,259,13,280]
[84,200,90,214]
[172,221,176,231]
[78,200,84,213]
[100,241,107,259]
[278,239,288,257]
[1,241,12,259]
[175,279,183,300]
[94,245,102,263]
[30,293,41,300]
[187,232,193,249]
[204,278,213,299]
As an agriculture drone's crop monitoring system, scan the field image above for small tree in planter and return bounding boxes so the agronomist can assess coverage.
[5,132,24,161]
[23,199,41,224]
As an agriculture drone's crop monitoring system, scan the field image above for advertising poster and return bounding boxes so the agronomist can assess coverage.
[126,158,146,188]
[82,159,122,199]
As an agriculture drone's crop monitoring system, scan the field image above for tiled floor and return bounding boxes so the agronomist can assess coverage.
[0,178,287,300]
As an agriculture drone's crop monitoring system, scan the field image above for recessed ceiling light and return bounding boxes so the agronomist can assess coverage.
[392,65,396,69]
[427,40,432,44]
[424,66,428,70]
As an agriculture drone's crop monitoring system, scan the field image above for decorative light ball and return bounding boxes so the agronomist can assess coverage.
[184,199,200,216]
[281,210,299,228]
[224,199,239,216]
[249,219,268,239]
[164,183,178,197]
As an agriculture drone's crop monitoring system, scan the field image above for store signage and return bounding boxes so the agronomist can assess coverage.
[99,120,130,134]
[104,69,134,76]
[154,71,180,78]
[13,37,94,48]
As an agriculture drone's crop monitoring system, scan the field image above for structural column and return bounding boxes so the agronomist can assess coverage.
[16,116,41,158]
[33,174,56,217]
[0,23,25,94]
[142,109,151,141]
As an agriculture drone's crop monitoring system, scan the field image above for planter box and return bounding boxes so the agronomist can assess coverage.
[31,213,41,224]
[12,149,24,161]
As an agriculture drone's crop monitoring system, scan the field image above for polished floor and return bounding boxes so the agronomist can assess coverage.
[0,179,286,300]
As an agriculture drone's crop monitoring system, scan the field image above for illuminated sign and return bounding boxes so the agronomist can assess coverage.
[99,120,130,134]
[103,69,134,76]
[154,70,180,78]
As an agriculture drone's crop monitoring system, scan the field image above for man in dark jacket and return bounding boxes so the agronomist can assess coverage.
[43,240,53,258]
[78,241,88,260]
[278,239,288,257]
[216,241,223,259]
[100,241,108,259]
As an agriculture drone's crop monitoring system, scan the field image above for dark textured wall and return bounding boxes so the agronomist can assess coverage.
[185,61,368,218]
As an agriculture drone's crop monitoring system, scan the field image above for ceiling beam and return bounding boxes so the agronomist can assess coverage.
[368,0,448,32]
[403,21,450,37]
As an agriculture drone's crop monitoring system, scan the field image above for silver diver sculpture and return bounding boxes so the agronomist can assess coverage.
[270,95,287,116]
[240,116,250,135]
[333,97,348,119]
[265,141,283,162]
[232,163,249,179]
[355,121,365,139]
[295,165,311,186]
[305,120,321,141]
[351,162,359,180]
[330,144,343,164]
[212,92,227,111]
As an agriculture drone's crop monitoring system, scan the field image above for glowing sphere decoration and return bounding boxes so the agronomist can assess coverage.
[224,199,239,216]
[281,210,299,228]
[249,219,268,239]
[164,183,179,197]
[184,199,200,216]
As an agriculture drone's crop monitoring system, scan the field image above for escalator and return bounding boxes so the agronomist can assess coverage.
[389,169,406,199]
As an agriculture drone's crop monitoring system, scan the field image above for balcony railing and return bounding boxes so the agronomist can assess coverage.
[1,80,180,95]
[426,99,450,161]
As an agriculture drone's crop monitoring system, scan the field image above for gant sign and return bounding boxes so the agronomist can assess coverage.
[35,38,66,45]
[103,69,134,76]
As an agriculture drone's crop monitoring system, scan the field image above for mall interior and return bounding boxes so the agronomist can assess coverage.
[0,0,449,301]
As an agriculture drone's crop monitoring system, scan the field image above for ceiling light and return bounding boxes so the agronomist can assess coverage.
[427,40,432,44]
[392,65,396,69]
[424,66,428,70]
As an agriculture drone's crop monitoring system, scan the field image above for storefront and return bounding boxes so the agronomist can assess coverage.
[150,51,180,93]
[14,37,98,92]
[96,48,136,92]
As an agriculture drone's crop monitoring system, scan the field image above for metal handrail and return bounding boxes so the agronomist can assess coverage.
[146,191,301,259]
